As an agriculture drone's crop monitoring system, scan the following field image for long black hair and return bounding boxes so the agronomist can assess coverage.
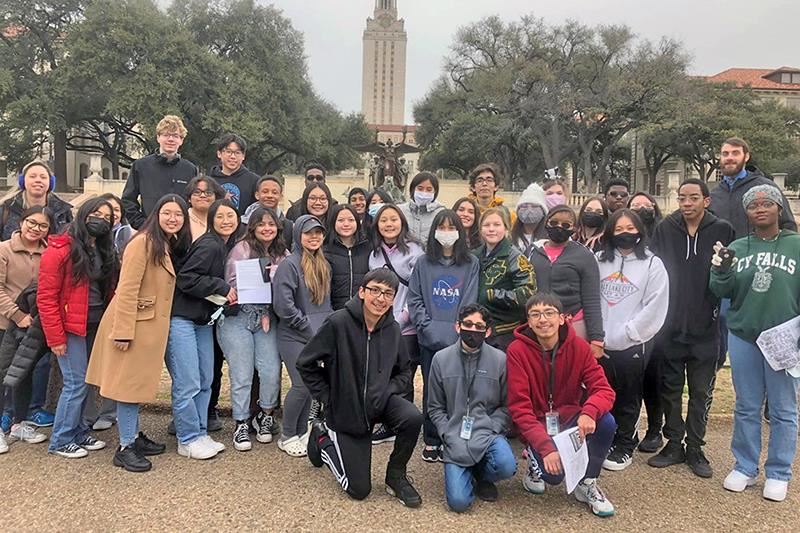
[426,209,471,265]
[326,204,363,245]
[68,197,118,287]
[371,203,416,254]
[206,199,240,252]
[135,194,191,268]
[627,191,663,239]
[598,208,648,262]
[242,206,287,259]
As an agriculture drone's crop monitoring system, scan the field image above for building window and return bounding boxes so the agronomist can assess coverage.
[793,73,800,84]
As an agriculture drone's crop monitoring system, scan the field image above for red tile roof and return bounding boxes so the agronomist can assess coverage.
[707,68,800,91]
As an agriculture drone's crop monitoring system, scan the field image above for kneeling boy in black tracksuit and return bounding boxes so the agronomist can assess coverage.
[297,268,423,507]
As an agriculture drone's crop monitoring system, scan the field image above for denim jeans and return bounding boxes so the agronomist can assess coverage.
[728,333,799,481]
[49,327,97,451]
[217,310,281,420]
[527,412,617,484]
[443,436,517,512]
[165,317,214,445]
[29,353,50,414]
[117,401,140,447]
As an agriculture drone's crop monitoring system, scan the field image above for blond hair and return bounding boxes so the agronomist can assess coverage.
[301,248,331,306]
[156,115,188,137]
[481,207,511,230]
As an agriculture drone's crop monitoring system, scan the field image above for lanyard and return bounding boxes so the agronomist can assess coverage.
[546,343,559,410]
[461,349,483,417]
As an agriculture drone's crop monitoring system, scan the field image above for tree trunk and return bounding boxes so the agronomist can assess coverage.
[53,129,68,192]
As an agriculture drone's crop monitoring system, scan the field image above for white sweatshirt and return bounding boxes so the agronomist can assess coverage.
[595,249,669,351]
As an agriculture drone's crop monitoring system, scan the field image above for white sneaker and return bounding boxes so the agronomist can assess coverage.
[177,437,218,460]
[0,432,8,454]
[723,470,757,492]
[10,422,48,444]
[201,435,226,453]
[92,418,114,431]
[522,453,545,494]
[763,479,789,502]
[602,448,633,471]
[574,478,615,517]
[51,443,88,459]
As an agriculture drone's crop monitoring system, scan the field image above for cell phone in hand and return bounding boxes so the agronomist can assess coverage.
[719,247,736,270]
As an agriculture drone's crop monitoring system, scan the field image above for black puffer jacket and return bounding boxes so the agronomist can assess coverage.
[324,237,371,310]
[1,283,48,388]
[0,192,73,241]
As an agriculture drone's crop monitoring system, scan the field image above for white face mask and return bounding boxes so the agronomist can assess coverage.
[414,191,435,206]
[368,203,384,218]
[434,229,459,248]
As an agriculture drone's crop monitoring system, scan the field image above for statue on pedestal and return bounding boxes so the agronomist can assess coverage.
[356,129,419,202]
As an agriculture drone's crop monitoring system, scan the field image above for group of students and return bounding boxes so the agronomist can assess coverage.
[0,118,797,516]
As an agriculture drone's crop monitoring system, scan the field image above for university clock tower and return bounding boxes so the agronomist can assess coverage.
[361,0,407,126]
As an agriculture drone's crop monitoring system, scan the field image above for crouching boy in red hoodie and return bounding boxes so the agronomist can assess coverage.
[506,292,617,517]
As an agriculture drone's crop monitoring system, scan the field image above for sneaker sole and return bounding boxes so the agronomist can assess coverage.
[113,455,152,472]
[52,450,88,459]
[234,442,253,451]
[601,460,632,472]
[522,480,545,495]
[723,478,756,492]
[10,435,48,444]
[82,443,107,452]
[385,486,422,508]
[574,491,615,517]
[256,434,273,444]
[647,458,685,468]
[372,436,396,445]
[177,448,217,460]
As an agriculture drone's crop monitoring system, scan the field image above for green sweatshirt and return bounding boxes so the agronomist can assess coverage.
[709,230,800,343]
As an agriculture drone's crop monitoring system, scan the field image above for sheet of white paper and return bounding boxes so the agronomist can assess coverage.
[235,259,272,305]
[756,315,800,372]
[205,294,228,306]
[552,426,589,494]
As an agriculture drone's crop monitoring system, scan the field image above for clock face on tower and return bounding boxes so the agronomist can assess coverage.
[379,15,393,28]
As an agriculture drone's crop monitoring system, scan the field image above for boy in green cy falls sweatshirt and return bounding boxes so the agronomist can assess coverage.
[709,184,800,503]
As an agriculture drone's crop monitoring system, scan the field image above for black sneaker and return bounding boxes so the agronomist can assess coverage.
[371,424,396,445]
[647,441,685,468]
[114,445,152,473]
[76,435,106,451]
[252,412,275,444]
[602,447,633,471]
[135,432,166,456]
[638,431,664,453]
[421,446,440,463]
[307,420,327,468]
[233,421,252,452]
[207,409,223,432]
[475,479,498,502]
[686,446,713,478]
[386,473,422,508]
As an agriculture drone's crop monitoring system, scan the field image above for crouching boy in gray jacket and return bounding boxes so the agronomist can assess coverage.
[427,303,516,512]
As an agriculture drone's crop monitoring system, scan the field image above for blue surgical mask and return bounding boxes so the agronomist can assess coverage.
[414,191,435,206]
[368,203,384,218]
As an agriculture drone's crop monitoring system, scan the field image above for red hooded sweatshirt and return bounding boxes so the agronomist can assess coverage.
[507,322,615,457]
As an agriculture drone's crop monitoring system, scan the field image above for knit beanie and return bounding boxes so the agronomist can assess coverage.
[742,185,783,210]
[516,183,548,215]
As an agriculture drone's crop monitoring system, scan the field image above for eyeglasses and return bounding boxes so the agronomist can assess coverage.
[547,221,573,230]
[528,309,559,320]
[308,196,329,204]
[474,177,496,185]
[307,174,325,182]
[746,200,776,211]
[460,320,487,332]
[23,218,50,232]
[160,133,183,140]
[159,210,185,220]
[191,189,214,198]
[363,285,396,301]
[608,192,629,199]
[221,149,243,157]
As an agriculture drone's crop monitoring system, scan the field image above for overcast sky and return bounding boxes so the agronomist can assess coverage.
[270,0,800,124]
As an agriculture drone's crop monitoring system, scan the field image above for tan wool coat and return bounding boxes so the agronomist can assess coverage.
[86,234,176,403]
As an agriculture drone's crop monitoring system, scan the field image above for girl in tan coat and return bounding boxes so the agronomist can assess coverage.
[86,195,192,472]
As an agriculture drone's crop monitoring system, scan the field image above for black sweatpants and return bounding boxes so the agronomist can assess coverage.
[642,342,664,435]
[318,394,423,500]
[660,336,719,449]
[600,341,652,454]
[401,334,420,403]
[209,328,225,416]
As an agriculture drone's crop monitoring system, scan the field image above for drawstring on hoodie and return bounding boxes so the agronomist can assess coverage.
[684,232,700,261]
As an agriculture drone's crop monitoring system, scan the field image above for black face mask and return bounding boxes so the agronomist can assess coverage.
[636,208,656,224]
[460,329,486,350]
[581,212,605,228]
[545,225,574,244]
[86,217,111,238]
[611,232,641,249]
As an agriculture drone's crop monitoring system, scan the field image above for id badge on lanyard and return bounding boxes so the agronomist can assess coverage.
[545,345,559,436]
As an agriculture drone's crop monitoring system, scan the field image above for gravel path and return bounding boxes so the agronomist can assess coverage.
[1,413,798,532]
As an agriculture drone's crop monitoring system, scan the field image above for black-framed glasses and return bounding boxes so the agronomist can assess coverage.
[746,200,776,211]
[308,195,329,204]
[363,285,396,300]
[23,218,50,232]
[474,177,495,185]
[221,149,243,157]
[528,309,559,320]
[460,320,487,332]
[191,189,214,198]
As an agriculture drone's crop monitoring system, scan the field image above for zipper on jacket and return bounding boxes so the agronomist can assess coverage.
[363,330,371,430]
[348,248,354,297]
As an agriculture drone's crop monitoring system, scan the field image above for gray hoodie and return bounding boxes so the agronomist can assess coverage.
[427,341,510,467]
[273,215,333,344]
[399,200,444,248]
